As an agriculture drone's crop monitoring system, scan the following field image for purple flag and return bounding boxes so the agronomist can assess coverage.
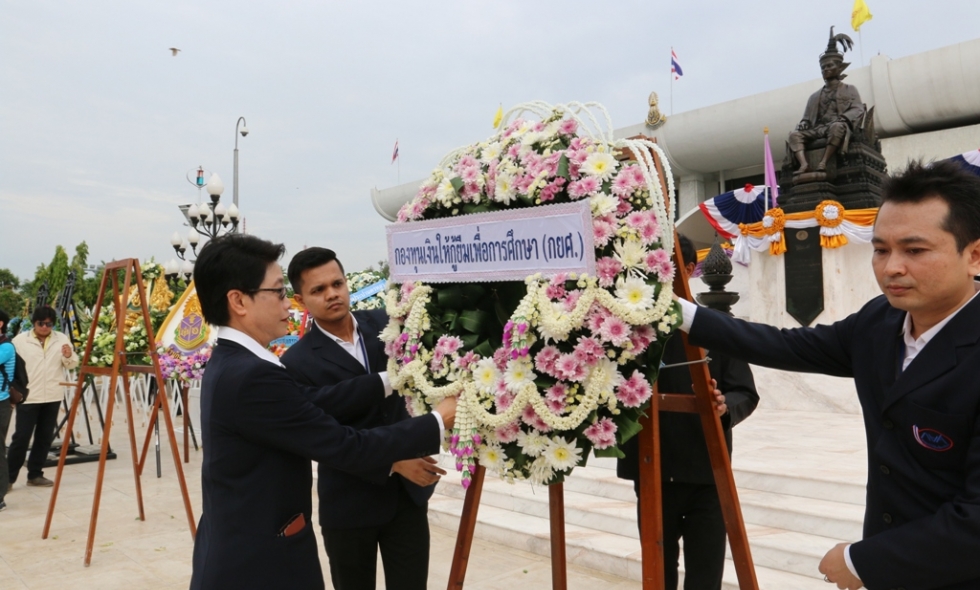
[763,130,779,208]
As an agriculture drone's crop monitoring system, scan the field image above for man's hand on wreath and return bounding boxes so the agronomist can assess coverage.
[393,456,446,487]
[434,396,457,431]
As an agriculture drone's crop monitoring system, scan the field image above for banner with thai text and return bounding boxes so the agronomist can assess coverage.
[387,201,595,283]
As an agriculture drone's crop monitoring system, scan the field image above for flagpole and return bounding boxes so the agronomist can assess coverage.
[859,29,865,66]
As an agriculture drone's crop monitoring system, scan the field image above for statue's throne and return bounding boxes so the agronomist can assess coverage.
[779,105,888,213]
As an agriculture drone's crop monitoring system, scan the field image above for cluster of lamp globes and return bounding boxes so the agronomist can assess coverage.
[167,172,241,282]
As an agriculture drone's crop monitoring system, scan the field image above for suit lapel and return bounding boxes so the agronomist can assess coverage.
[310,324,366,376]
[354,312,385,373]
[882,294,980,411]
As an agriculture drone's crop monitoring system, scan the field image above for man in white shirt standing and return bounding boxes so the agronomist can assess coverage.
[675,159,980,590]
[8,305,78,489]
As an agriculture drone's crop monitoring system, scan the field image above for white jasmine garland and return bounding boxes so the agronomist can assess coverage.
[385,101,680,487]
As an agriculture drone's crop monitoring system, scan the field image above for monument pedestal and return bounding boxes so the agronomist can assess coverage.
[748,241,880,328]
[744,242,879,414]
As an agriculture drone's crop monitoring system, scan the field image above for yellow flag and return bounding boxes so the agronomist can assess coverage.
[852,0,872,31]
[493,104,503,129]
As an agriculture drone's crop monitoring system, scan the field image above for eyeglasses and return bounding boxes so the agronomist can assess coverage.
[249,287,288,300]
[35,321,54,328]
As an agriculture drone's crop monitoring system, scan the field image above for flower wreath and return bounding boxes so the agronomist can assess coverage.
[382,101,681,487]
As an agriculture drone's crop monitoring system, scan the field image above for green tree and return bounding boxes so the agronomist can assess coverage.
[0,268,19,291]
[0,268,25,317]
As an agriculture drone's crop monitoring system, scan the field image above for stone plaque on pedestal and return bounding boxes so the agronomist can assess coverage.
[784,228,824,326]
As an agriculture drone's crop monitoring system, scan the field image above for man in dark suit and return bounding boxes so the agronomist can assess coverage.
[282,247,443,590]
[618,235,758,590]
[188,234,456,590]
[676,160,980,590]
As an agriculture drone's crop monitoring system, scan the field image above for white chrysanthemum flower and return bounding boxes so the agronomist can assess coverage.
[588,357,625,397]
[472,358,502,394]
[435,177,456,206]
[590,193,618,217]
[478,443,506,473]
[410,396,428,418]
[379,320,403,343]
[517,431,550,457]
[528,456,554,485]
[614,238,646,269]
[495,172,517,205]
[504,359,536,391]
[543,437,582,471]
[581,152,618,181]
[614,276,655,310]
[481,142,502,163]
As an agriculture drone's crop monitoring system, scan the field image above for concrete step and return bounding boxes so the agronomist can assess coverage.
[429,491,834,589]
[738,488,863,540]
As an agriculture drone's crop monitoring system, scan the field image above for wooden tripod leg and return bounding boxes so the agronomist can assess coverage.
[447,464,486,589]
[638,385,665,589]
[137,394,162,476]
[84,366,121,566]
[42,375,87,539]
[156,380,198,538]
[121,372,146,521]
[684,332,759,590]
[548,483,568,590]
[182,385,190,463]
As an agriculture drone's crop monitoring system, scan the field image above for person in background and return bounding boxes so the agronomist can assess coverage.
[0,309,15,511]
[617,235,758,590]
[7,306,78,489]
[283,247,443,590]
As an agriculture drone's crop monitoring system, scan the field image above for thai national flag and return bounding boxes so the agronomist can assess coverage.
[391,140,399,164]
[698,184,769,239]
[946,148,980,177]
[671,48,683,80]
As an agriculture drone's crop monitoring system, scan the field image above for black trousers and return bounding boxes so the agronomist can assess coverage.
[0,400,12,501]
[7,401,61,483]
[322,487,430,590]
[634,480,727,590]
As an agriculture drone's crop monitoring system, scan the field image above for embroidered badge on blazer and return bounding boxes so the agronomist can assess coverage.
[913,425,954,452]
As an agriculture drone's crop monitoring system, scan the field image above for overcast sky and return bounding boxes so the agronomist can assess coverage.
[2,0,978,281]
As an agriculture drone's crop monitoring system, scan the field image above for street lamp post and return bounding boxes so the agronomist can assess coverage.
[234,117,248,209]
[169,172,241,280]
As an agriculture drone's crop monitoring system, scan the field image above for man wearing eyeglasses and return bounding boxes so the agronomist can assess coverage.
[8,306,78,490]
[189,234,456,590]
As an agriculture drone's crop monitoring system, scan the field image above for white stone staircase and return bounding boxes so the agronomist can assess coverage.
[428,409,868,589]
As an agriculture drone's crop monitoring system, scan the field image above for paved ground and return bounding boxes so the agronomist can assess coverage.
[0,420,640,590]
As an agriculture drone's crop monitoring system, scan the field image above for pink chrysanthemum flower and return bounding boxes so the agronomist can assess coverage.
[595,256,622,287]
[534,345,562,377]
[496,421,521,443]
[556,354,588,382]
[599,316,631,345]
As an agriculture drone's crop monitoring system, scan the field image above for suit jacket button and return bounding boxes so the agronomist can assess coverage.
[879,464,890,475]
[883,419,894,429]
[882,512,892,524]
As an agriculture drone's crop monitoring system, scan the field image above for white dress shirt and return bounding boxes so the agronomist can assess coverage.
[677,282,980,580]
[314,315,443,434]
[217,326,285,368]
[314,316,393,396]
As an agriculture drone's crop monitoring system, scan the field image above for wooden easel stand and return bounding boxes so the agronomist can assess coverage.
[41,259,197,566]
[445,138,759,589]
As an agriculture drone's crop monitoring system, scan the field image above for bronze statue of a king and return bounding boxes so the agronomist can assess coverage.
[789,28,864,175]
[779,26,887,213]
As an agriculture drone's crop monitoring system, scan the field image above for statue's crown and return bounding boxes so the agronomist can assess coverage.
[819,26,854,74]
